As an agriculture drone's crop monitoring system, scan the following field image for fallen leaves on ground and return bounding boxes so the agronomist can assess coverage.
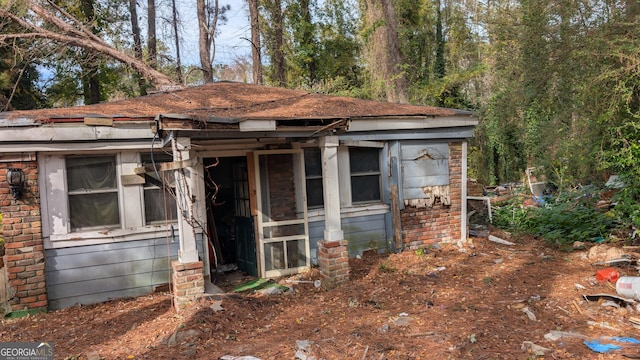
[3,234,640,359]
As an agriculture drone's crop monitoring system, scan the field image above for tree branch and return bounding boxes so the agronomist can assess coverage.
[0,2,179,88]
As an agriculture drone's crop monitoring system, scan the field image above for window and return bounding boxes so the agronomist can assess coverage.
[349,147,381,203]
[304,148,324,207]
[66,156,120,231]
[141,153,177,224]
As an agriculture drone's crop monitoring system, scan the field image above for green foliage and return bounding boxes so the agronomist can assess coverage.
[493,187,619,249]
[378,262,396,273]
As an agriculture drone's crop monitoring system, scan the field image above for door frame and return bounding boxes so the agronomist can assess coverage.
[253,149,310,278]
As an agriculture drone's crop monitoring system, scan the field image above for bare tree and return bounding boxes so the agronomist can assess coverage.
[128,0,148,94]
[271,0,285,87]
[248,0,261,84]
[79,0,101,104]
[197,0,229,83]
[171,0,183,83]
[147,0,157,69]
[0,1,176,88]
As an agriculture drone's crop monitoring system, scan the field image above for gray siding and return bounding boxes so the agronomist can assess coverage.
[45,236,204,310]
[309,213,388,259]
[401,142,449,199]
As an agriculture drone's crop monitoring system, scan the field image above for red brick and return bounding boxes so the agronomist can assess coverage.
[5,241,25,249]
[30,301,48,308]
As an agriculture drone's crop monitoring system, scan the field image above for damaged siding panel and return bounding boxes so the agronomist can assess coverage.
[45,236,203,310]
[401,143,450,206]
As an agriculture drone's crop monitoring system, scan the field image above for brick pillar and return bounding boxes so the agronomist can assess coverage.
[171,260,204,312]
[317,240,349,289]
[0,160,47,311]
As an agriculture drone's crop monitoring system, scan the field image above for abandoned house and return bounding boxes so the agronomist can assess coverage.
[0,82,478,311]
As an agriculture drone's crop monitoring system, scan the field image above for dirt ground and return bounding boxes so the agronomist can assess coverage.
[3,232,640,360]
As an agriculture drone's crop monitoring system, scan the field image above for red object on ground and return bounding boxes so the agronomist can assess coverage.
[596,267,620,282]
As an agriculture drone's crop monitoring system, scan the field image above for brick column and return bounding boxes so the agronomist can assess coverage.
[317,240,349,289]
[171,260,204,312]
[0,159,47,311]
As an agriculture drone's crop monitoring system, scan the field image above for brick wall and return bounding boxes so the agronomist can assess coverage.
[400,142,463,248]
[0,158,47,311]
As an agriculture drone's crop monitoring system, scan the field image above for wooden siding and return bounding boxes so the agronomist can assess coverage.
[45,236,203,310]
[309,213,388,258]
[401,142,449,199]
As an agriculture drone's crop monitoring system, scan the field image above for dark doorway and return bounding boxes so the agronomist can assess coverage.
[204,156,257,278]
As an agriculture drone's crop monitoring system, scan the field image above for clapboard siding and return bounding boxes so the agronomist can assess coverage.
[343,214,387,255]
[401,142,450,198]
[45,236,203,310]
[309,213,388,257]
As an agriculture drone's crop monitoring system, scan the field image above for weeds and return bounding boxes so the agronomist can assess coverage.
[492,185,621,250]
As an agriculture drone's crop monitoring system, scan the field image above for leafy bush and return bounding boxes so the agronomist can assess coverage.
[493,186,619,249]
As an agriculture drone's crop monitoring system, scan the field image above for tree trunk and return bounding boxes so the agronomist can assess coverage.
[380,0,408,103]
[248,0,262,84]
[360,0,408,103]
[147,0,157,69]
[197,0,213,82]
[272,0,286,87]
[300,0,316,84]
[0,2,177,88]
[129,0,147,95]
[171,0,183,83]
[80,0,101,104]
[434,0,445,79]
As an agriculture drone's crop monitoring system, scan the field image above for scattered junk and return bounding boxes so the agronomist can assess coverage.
[616,276,640,301]
[521,306,537,321]
[582,294,635,308]
[595,267,620,283]
[285,279,322,288]
[526,166,547,204]
[588,244,631,264]
[521,341,551,356]
[584,337,640,354]
[487,234,515,246]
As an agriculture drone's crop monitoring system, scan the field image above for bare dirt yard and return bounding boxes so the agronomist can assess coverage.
[3,232,640,359]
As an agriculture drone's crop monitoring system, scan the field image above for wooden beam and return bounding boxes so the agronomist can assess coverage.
[133,158,195,175]
[391,185,403,250]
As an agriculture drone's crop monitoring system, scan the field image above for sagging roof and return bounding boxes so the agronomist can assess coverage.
[0,81,473,125]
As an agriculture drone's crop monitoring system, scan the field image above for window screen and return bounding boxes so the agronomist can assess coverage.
[66,156,120,230]
[349,147,381,203]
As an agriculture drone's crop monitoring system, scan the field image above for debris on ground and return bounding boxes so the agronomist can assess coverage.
[4,234,640,359]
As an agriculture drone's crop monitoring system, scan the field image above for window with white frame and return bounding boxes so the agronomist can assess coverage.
[66,155,121,231]
[42,151,183,241]
[349,147,381,203]
[304,148,324,208]
[140,153,177,224]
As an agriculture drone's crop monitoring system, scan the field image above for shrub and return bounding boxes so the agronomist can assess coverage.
[492,186,619,249]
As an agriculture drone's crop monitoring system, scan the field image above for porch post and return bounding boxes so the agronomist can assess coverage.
[171,137,204,311]
[172,137,199,264]
[318,136,349,288]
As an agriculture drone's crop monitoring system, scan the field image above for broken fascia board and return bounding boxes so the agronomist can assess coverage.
[0,126,154,142]
[0,141,154,153]
[347,115,478,132]
[338,127,476,142]
[0,117,39,127]
[239,119,276,132]
[339,140,384,148]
